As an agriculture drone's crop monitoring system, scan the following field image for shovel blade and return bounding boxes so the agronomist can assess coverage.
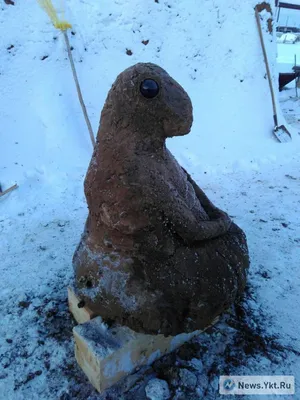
[274,125,292,143]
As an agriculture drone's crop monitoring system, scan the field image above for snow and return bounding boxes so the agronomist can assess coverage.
[277,42,300,73]
[277,32,298,43]
[145,378,170,400]
[1,0,300,399]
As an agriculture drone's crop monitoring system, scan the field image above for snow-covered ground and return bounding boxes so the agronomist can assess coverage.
[1,1,300,399]
[277,42,300,71]
[2,140,300,400]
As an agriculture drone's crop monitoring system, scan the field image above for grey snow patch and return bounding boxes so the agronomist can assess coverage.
[145,378,171,400]
[179,368,197,390]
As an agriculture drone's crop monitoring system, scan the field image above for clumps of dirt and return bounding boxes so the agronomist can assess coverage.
[223,285,297,367]
[34,296,74,343]
[142,40,149,45]
[14,370,43,391]
[126,49,133,56]
[153,355,196,398]
[285,174,297,180]
[255,2,273,33]
[256,269,271,280]
[150,281,296,398]
[59,359,98,400]
[177,342,202,361]
[255,2,272,14]
[18,299,31,309]
[267,18,273,33]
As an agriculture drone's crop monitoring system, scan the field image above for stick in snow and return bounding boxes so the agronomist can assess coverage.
[0,184,18,198]
[63,31,96,148]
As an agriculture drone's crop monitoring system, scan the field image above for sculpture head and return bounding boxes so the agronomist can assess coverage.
[103,63,193,138]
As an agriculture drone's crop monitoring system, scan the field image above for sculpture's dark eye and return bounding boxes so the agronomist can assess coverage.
[140,79,159,98]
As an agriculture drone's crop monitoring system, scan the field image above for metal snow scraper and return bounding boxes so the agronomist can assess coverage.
[255,6,292,143]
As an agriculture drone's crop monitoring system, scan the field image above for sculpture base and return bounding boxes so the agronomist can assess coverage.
[68,286,219,393]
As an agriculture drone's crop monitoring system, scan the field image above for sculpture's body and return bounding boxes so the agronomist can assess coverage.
[73,63,249,336]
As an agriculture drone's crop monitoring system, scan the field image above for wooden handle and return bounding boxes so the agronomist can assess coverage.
[0,184,18,198]
[63,31,96,148]
[255,7,278,122]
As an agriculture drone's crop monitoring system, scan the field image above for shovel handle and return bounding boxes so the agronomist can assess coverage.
[255,7,278,119]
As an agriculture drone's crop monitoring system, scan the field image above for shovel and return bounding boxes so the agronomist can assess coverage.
[255,6,292,143]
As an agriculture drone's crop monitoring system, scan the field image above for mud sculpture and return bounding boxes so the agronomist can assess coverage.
[73,63,249,336]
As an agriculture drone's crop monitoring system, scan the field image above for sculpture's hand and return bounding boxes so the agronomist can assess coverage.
[158,184,231,244]
[182,167,231,221]
[190,213,232,242]
[146,167,231,243]
[209,207,231,222]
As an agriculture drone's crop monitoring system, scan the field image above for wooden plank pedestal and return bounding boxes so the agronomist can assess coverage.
[68,286,218,393]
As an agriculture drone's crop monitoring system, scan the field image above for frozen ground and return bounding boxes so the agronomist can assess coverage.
[1,0,300,399]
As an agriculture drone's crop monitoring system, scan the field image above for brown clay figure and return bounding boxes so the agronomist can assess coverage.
[73,63,249,336]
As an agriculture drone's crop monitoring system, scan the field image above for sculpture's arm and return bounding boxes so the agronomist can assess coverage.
[182,167,230,220]
[158,183,231,243]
